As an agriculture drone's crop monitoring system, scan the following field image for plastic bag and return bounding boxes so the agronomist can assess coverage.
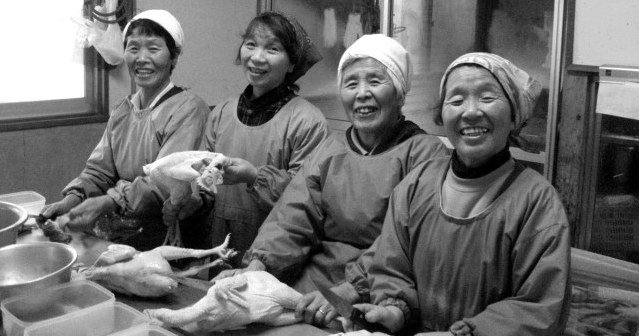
[72,0,124,65]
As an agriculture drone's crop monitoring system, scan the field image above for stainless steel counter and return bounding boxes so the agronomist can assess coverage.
[15,229,331,336]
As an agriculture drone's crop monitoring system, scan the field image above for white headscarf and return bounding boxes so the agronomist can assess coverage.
[439,52,542,149]
[122,9,184,53]
[337,34,412,105]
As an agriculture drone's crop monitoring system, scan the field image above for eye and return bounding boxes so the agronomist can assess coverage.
[445,96,464,106]
[243,40,256,49]
[342,80,358,89]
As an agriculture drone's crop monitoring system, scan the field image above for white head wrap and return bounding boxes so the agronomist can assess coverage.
[123,9,184,54]
[337,34,412,105]
[439,52,542,150]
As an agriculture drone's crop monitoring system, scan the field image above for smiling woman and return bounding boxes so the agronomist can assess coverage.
[0,0,111,131]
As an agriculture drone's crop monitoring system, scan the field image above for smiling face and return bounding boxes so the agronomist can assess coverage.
[124,27,175,100]
[340,58,400,148]
[239,24,293,99]
[442,66,514,167]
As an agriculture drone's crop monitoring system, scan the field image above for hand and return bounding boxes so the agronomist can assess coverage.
[40,194,82,219]
[449,319,474,336]
[345,304,403,333]
[66,195,117,231]
[212,259,265,282]
[295,290,339,326]
[222,157,258,185]
[162,193,203,226]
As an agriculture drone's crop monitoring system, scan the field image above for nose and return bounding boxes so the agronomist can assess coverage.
[249,48,266,63]
[355,83,371,100]
[462,98,483,120]
[135,49,150,63]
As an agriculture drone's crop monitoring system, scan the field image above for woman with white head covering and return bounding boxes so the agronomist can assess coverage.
[213,34,448,326]
[40,9,211,251]
[350,52,570,335]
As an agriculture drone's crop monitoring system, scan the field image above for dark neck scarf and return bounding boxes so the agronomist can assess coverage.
[451,146,511,179]
[346,116,426,155]
[237,84,296,126]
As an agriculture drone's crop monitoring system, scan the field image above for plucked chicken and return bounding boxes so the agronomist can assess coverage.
[142,150,230,246]
[144,271,303,332]
[76,234,236,297]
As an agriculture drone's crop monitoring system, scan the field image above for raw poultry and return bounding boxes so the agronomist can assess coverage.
[142,150,230,246]
[144,271,303,332]
[76,234,236,298]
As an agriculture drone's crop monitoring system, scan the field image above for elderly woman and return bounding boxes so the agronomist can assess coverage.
[214,34,448,326]
[40,10,210,250]
[203,12,329,266]
[352,53,571,336]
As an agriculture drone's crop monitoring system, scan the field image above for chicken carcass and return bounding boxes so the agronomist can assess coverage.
[144,271,303,332]
[143,150,231,246]
[76,234,236,298]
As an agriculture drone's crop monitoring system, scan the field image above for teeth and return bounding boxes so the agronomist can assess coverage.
[136,69,152,74]
[460,127,488,136]
[249,68,266,74]
[355,107,376,114]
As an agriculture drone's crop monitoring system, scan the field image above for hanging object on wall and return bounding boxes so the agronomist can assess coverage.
[323,8,337,48]
[73,0,128,65]
[343,12,363,49]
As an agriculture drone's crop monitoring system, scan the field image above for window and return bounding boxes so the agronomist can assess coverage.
[0,0,114,131]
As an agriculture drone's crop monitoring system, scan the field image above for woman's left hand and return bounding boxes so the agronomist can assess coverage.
[296,290,338,326]
[66,195,117,231]
[222,157,258,185]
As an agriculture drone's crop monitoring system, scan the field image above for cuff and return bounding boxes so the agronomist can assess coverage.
[106,188,125,213]
[332,281,363,304]
[64,190,86,202]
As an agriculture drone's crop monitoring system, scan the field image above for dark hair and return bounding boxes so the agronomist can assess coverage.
[124,19,180,71]
[234,12,301,91]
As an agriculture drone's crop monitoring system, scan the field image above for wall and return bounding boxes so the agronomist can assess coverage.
[0,1,256,203]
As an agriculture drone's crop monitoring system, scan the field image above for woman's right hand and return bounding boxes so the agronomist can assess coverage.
[211,258,266,282]
[345,304,404,334]
[40,194,82,219]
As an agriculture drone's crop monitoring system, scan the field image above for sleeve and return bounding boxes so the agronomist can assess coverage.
[465,195,571,336]
[247,106,329,212]
[242,152,326,282]
[110,96,210,216]
[368,177,420,325]
[344,136,449,303]
[62,122,118,200]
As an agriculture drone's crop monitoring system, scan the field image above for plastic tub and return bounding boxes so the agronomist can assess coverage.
[1,280,115,336]
[110,324,179,336]
[23,302,148,336]
[0,192,45,216]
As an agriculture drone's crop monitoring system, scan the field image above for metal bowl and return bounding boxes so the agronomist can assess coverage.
[0,201,28,248]
[0,242,77,301]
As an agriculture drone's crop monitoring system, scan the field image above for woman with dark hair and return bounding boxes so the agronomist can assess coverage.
[203,12,329,265]
[40,10,211,251]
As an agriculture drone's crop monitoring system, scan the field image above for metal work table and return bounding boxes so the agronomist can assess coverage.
[16,229,331,336]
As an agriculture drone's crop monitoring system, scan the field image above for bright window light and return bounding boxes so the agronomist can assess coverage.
[0,1,85,103]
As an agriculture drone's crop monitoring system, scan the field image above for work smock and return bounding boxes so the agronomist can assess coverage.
[62,88,210,247]
[205,96,329,264]
[243,128,448,293]
[369,156,571,335]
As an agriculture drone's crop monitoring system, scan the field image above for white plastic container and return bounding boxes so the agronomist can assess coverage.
[24,302,148,336]
[1,280,115,336]
[110,324,179,336]
[0,192,45,216]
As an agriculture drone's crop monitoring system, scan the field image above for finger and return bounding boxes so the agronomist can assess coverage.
[295,295,313,318]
